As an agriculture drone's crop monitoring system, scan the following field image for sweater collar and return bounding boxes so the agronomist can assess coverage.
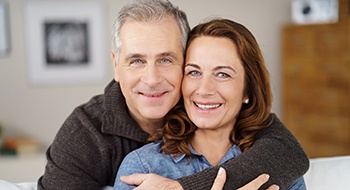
[101,80,150,143]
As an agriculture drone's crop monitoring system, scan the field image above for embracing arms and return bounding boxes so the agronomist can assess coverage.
[123,114,309,190]
[177,114,309,189]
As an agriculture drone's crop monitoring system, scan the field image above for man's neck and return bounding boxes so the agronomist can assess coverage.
[127,108,164,135]
[138,119,164,135]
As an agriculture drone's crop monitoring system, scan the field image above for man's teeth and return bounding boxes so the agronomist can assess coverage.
[195,103,221,110]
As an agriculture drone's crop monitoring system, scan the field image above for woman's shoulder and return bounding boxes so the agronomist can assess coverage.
[119,141,164,173]
[131,141,163,157]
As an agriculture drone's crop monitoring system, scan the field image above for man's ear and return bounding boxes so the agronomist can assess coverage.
[111,50,119,82]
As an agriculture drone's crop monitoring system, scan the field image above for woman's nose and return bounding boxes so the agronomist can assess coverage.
[196,76,215,96]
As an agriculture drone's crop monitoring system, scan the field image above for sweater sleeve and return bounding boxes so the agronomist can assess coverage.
[37,108,113,190]
[177,114,309,190]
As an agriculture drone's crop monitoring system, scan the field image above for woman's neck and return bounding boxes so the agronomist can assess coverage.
[191,130,233,166]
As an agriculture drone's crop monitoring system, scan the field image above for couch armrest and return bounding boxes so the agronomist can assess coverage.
[304,155,350,190]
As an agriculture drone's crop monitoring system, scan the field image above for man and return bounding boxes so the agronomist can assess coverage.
[38,0,309,189]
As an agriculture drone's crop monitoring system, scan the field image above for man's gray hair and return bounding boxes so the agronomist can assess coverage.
[111,0,190,62]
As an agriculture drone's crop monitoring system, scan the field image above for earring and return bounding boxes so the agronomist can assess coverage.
[244,99,249,104]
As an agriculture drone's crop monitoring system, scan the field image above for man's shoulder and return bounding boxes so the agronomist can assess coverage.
[66,94,105,125]
[76,94,105,114]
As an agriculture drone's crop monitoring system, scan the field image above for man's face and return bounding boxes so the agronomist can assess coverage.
[113,16,183,127]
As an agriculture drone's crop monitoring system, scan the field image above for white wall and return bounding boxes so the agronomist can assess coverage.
[0,0,293,150]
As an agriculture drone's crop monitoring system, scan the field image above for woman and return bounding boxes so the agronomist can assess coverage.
[114,18,306,190]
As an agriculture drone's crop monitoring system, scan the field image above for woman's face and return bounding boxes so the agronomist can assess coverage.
[182,36,247,131]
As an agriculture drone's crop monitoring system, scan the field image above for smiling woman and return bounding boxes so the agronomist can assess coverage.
[183,36,246,139]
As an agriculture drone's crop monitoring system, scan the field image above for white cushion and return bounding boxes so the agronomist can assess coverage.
[0,180,37,190]
[304,155,350,190]
[0,181,113,190]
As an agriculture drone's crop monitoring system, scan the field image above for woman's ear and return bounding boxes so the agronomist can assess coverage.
[243,97,249,104]
[111,50,119,82]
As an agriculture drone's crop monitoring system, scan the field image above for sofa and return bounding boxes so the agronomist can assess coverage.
[0,155,349,190]
[304,155,350,189]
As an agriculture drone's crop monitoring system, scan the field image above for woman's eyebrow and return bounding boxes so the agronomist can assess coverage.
[185,64,237,73]
[213,66,236,72]
[184,63,200,69]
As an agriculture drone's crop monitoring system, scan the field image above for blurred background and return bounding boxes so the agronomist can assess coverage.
[0,0,349,182]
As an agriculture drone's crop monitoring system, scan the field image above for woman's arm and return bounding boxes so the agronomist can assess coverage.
[177,113,309,190]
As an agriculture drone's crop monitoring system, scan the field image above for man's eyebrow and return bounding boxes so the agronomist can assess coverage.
[125,52,179,61]
[125,53,145,61]
[156,52,179,61]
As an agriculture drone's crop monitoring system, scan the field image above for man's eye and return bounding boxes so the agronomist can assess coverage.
[160,58,171,64]
[131,59,143,65]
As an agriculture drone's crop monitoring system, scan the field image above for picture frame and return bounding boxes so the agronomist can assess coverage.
[24,1,107,86]
[292,0,339,24]
[0,1,10,56]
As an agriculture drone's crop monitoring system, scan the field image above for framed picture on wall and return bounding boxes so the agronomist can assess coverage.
[24,1,107,86]
[0,1,10,56]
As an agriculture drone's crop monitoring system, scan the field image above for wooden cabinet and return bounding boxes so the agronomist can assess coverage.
[281,20,350,158]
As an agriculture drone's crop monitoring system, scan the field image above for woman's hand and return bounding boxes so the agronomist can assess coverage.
[211,167,280,190]
[120,174,182,190]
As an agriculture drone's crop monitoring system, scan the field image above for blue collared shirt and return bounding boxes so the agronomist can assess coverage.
[114,141,306,190]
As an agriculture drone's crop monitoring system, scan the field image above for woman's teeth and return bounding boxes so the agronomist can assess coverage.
[195,103,221,110]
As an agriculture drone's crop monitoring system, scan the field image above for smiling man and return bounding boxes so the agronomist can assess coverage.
[112,16,184,135]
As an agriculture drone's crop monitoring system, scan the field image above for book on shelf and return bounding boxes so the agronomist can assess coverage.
[0,137,39,156]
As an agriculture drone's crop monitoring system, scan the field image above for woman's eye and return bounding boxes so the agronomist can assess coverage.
[189,70,201,76]
[217,72,230,78]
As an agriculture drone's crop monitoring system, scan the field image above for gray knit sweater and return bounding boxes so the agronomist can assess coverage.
[38,80,309,190]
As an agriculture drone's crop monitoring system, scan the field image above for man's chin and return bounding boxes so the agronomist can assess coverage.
[144,113,167,120]
[142,109,168,120]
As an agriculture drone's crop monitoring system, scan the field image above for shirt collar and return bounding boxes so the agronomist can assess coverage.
[171,144,242,165]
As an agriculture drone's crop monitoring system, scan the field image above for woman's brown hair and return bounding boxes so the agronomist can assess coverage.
[149,18,273,157]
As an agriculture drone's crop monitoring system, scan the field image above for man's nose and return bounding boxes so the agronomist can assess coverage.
[140,64,163,86]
